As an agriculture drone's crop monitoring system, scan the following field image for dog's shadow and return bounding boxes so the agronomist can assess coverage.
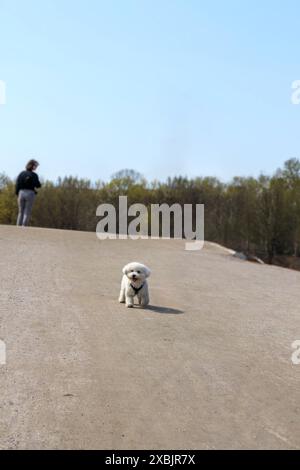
[145,305,184,315]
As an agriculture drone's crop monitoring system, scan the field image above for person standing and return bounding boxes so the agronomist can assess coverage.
[16,159,42,226]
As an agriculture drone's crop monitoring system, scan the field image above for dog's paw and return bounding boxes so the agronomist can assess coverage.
[119,298,125,303]
[126,303,134,308]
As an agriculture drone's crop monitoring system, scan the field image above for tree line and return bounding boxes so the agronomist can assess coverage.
[1,160,300,270]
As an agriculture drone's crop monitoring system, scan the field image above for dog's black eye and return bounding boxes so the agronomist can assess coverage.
[137,270,140,273]
[131,270,134,272]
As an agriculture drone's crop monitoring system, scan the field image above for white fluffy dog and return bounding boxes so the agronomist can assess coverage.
[119,262,151,308]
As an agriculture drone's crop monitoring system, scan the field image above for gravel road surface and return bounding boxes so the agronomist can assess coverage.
[0,225,300,449]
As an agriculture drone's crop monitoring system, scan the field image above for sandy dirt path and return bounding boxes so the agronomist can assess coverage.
[0,225,300,449]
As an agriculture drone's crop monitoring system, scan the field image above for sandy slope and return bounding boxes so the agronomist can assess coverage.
[0,225,300,449]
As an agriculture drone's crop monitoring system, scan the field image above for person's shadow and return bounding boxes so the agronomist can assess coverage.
[145,305,184,315]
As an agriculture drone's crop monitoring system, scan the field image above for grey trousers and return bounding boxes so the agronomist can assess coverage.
[17,190,36,226]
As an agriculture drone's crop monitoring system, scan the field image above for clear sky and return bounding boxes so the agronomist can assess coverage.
[0,0,299,183]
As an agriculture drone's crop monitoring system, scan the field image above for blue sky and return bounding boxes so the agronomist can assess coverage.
[0,0,300,183]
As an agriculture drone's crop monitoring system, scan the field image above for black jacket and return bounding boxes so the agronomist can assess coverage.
[16,171,42,195]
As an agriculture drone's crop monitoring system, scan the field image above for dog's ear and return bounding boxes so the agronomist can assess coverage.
[122,264,129,275]
[144,266,151,278]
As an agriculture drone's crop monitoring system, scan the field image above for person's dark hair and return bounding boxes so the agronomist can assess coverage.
[26,159,39,171]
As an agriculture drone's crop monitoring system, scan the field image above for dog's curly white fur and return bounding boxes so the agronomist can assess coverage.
[119,262,151,308]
